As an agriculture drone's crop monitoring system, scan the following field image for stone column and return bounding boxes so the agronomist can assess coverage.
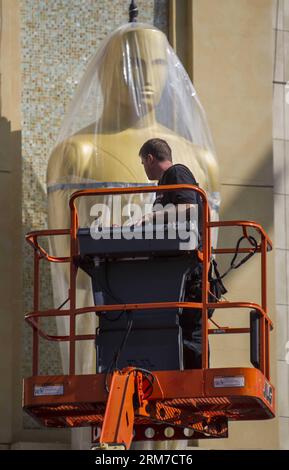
[0,0,22,448]
[273,0,289,450]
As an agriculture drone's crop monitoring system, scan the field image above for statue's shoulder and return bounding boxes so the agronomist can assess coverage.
[49,135,95,162]
[149,124,204,152]
[47,135,96,182]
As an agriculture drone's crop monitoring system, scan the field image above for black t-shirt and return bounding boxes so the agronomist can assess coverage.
[153,164,199,208]
[153,164,202,236]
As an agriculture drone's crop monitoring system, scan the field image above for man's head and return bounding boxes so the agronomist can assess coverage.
[139,138,173,180]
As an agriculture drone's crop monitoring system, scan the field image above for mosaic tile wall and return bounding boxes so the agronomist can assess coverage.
[21,0,168,429]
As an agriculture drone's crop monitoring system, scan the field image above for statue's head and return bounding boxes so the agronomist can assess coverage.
[98,25,168,114]
[55,22,217,180]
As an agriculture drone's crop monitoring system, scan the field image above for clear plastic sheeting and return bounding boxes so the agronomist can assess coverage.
[47,22,220,378]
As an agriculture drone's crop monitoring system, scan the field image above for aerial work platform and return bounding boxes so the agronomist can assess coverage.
[23,185,275,450]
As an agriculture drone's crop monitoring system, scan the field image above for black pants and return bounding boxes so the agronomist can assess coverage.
[181,287,211,370]
[180,260,211,369]
[182,324,203,369]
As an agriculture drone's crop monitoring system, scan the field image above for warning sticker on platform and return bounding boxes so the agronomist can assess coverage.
[34,385,64,397]
[214,376,245,388]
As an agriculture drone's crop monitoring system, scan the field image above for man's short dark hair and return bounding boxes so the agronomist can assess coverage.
[139,138,172,162]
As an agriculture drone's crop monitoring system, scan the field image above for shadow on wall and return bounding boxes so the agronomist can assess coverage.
[0,116,49,430]
[211,146,276,367]
[22,155,63,374]
[220,145,274,242]
[0,116,22,435]
[22,141,63,430]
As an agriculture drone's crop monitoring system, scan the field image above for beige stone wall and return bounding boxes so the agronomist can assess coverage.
[273,0,289,450]
[192,0,278,449]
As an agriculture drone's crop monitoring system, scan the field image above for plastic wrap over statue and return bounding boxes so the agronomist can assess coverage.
[46,21,220,413]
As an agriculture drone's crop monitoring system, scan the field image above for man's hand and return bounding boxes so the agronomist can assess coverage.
[134,213,152,227]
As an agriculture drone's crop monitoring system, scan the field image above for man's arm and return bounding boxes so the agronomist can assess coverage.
[135,203,194,226]
[135,165,200,226]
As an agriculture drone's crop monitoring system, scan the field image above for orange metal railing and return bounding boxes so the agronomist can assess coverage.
[25,185,273,380]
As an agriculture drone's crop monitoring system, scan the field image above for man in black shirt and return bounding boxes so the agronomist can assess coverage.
[138,139,200,224]
[138,138,203,369]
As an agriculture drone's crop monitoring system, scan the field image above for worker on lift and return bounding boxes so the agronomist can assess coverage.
[136,137,204,368]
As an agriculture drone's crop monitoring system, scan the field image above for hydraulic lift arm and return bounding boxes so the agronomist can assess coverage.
[94,368,149,450]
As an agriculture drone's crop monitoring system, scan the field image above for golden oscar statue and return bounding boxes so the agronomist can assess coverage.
[47,23,220,449]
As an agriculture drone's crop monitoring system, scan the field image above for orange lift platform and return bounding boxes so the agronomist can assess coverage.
[23,185,275,450]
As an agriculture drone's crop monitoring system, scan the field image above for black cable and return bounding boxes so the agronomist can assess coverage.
[100,265,156,395]
[105,363,155,401]
[219,235,258,280]
[113,316,133,369]
[103,260,124,304]
[97,260,126,322]
[97,263,134,391]
[95,261,128,390]
[105,312,133,393]
[185,236,258,303]
[127,367,155,381]
[99,264,157,396]
[57,297,69,310]
[127,367,155,399]
[104,317,133,393]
